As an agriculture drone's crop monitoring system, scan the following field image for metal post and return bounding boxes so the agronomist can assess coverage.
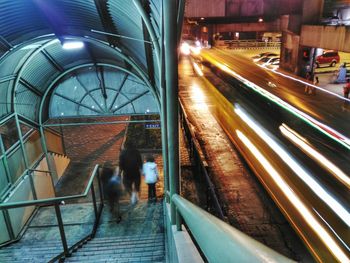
[59,118,67,155]
[91,182,98,220]
[96,168,104,206]
[176,208,182,231]
[160,0,169,203]
[0,134,12,184]
[133,0,160,65]
[164,0,179,225]
[310,47,317,78]
[3,209,15,240]
[54,203,70,257]
[15,114,37,200]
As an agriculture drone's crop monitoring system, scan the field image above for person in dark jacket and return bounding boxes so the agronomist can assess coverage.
[100,161,114,199]
[119,142,142,204]
[106,167,122,223]
[101,161,122,223]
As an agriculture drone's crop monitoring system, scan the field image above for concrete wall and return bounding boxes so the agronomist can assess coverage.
[185,0,225,17]
[51,153,70,182]
[214,20,281,33]
[301,25,350,52]
[185,0,302,18]
[164,203,204,263]
[33,157,55,199]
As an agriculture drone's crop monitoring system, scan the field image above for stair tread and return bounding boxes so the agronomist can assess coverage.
[1,200,165,263]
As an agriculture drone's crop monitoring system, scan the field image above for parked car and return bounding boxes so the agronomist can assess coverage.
[266,58,280,70]
[256,55,279,65]
[315,50,340,67]
[252,52,278,62]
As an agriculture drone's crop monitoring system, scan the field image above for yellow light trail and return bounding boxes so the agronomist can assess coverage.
[280,124,350,189]
[235,106,350,228]
[236,130,349,263]
[201,53,350,149]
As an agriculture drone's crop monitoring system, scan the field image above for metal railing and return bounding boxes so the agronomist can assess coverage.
[179,100,225,220]
[0,164,104,262]
[172,194,295,263]
[215,39,281,49]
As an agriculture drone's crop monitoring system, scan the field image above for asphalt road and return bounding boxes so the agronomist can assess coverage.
[200,48,350,142]
[190,49,350,262]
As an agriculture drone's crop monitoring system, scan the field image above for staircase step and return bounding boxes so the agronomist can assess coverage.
[85,235,164,244]
[64,256,165,263]
[72,245,164,255]
[64,253,165,262]
[0,238,81,251]
[0,255,58,263]
[83,241,164,250]
[1,200,166,263]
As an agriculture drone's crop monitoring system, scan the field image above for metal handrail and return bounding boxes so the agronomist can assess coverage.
[179,99,225,220]
[0,165,99,209]
[172,194,295,263]
[0,164,104,261]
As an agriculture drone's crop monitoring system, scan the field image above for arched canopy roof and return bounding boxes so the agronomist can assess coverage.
[0,0,162,123]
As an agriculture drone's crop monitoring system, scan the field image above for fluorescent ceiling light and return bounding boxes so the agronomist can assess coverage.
[62,40,84,50]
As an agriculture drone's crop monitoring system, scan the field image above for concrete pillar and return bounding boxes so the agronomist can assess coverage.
[302,0,323,24]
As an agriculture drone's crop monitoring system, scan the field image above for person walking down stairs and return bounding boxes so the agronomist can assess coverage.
[106,166,123,223]
[101,162,123,223]
[119,142,142,205]
[142,155,159,203]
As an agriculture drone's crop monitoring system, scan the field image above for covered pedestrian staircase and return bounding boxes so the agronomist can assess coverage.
[0,1,297,262]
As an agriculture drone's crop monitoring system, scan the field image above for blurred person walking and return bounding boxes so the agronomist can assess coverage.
[100,161,114,199]
[119,142,142,205]
[343,78,350,99]
[106,167,122,223]
[304,72,312,95]
[101,162,122,223]
[311,76,319,95]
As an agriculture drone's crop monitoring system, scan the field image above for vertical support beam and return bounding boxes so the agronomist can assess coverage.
[160,0,169,203]
[164,0,179,225]
[15,114,37,200]
[97,168,104,206]
[133,0,161,65]
[59,119,67,155]
[54,203,70,257]
[91,182,98,220]
[3,209,15,240]
[0,134,12,184]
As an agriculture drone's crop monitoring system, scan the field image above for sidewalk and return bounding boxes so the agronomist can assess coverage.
[221,47,348,98]
[314,72,346,97]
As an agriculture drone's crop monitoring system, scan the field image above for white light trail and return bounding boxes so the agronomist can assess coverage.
[234,106,350,228]
[205,55,350,149]
[280,124,350,189]
[193,62,204,76]
[236,130,349,263]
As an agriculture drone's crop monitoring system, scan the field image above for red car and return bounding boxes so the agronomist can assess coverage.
[316,50,340,67]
